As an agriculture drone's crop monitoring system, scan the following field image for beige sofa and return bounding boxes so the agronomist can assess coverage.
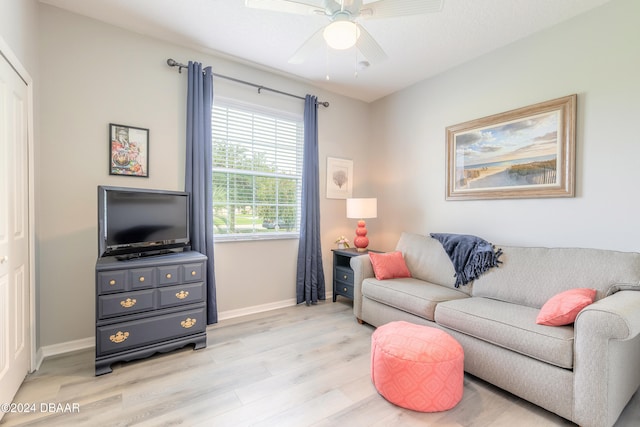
[351,232,640,427]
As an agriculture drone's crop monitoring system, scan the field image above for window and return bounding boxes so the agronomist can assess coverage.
[212,100,303,241]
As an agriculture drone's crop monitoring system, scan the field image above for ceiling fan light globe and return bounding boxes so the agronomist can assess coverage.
[323,21,360,50]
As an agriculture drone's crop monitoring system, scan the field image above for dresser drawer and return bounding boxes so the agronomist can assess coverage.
[129,267,155,290]
[96,306,206,356]
[335,266,354,284]
[182,262,205,283]
[98,289,155,319]
[158,282,205,308]
[97,270,127,294]
[158,265,181,286]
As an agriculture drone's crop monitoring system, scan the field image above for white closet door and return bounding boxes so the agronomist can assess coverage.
[0,50,31,417]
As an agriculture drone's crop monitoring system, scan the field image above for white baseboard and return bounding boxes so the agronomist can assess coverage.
[217,298,298,321]
[35,337,94,370]
[217,291,332,321]
[35,292,332,369]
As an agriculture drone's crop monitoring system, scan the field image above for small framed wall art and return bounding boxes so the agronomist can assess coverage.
[109,123,149,177]
[326,156,353,199]
[445,94,576,200]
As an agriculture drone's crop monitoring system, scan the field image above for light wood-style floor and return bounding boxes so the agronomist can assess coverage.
[2,300,639,426]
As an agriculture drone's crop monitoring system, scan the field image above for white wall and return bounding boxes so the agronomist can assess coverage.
[370,0,640,253]
[37,5,371,348]
[0,0,39,73]
[34,0,640,350]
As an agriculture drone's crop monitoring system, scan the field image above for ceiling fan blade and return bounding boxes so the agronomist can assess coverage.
[288,27,326,64]
[355,24,387,65]
[360,0,443,19]
[245,0,324,15]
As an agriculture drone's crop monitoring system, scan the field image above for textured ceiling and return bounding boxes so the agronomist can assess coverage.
[40,0,612,102]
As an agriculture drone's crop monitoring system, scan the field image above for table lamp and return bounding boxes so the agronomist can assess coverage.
[346,198,377,252]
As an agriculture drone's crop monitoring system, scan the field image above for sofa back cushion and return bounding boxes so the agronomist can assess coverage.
[395,232,468,294]
[472,246,640,308]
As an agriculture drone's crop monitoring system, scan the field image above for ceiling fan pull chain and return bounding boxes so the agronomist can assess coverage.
[325,44,331,81]
[354,43,358,78]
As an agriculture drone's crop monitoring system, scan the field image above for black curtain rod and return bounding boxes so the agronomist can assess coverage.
[167,59,329,108]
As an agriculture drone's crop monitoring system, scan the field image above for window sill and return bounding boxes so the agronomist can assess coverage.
[214,233,299,243]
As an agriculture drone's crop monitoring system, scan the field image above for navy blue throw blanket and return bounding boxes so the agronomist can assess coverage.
[430,233,503,288]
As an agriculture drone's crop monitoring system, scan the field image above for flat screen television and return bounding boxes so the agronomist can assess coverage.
[98,186,190,258]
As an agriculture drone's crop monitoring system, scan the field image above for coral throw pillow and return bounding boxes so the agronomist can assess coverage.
[369,251,412,280]
[536,288,597,326]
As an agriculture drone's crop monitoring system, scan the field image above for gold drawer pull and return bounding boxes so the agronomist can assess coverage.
[166,273,172,279]
[139,276,145,282]
[181,318,197,329]
[191,271,197,276]
[343,287,348,292]
[176,290,189,300]
[343,275,348,280]
[120,298,137,308]
[109,331,129,343]
[109,279,116,286]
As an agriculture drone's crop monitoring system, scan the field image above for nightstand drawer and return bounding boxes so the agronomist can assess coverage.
[158,282,205,308]
[96,306,206,356]
[335,266,354,284]
[335,282,354,299]
[98,289,155,319]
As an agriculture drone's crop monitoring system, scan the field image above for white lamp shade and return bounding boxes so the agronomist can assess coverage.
[323,21,360,50]
[346,198,377,219]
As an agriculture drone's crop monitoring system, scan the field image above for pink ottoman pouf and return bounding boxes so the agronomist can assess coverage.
[371,321,464,412]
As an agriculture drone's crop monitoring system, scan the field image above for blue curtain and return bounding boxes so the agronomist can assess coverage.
[186,61,217,324]
[296,95,325,305]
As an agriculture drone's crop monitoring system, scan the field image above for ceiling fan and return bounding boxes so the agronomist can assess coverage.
[245,0,444,66]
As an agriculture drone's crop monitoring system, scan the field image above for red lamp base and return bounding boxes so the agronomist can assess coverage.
[353,219,369,252]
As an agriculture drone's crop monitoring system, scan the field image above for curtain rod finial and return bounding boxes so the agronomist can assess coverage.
[167,58,186,73]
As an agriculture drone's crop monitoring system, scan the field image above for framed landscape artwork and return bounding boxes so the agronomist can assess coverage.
[326,157,353,199]
[109,123,149,177]
[445,94,576,200]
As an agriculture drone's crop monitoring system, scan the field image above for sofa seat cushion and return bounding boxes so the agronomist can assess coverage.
[435,297,575,369]
[362,277,469,322]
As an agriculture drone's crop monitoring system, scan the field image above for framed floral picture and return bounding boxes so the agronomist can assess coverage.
[445,94,576,200]
[109,123,149,177]
[326,157,353,199]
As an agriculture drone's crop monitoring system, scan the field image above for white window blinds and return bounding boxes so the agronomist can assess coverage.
[212,100,303,240]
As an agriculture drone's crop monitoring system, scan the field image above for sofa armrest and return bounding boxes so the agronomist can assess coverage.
[577,290,640,338]
[350,254,375,322]
[573,290,640,427]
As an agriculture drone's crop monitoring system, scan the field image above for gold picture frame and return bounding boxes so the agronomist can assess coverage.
[446,94,576,200]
